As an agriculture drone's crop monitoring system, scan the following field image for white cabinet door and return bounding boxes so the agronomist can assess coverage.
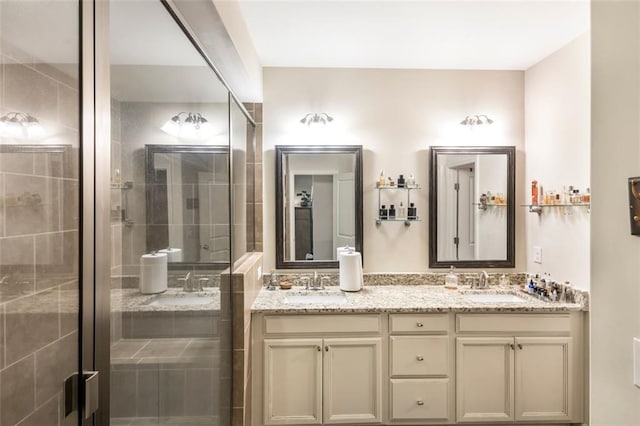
[323,338,383,424]
[515,337,572,422]
[456,337,515,423]
[264,339,323,425]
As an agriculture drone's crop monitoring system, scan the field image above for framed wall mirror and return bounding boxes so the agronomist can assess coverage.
[276,145,363,269]
[429,146,515,268]
[145,144,229,267]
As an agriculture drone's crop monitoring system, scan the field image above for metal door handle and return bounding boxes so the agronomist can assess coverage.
[84,371,100,419]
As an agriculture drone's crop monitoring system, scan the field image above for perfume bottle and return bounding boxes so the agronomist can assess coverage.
[388,204,396,219]
[398,202,406,218]
[379,204,388,220]
[397,174,405,188]
[444,266,458,290]
[407,203,417,220]
[531,180,539,205]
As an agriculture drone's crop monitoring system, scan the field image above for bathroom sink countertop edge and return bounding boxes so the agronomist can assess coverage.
[251,285,586,314]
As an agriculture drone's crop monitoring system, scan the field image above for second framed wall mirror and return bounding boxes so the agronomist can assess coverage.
[429,146,516,268]
[275,145,363,269]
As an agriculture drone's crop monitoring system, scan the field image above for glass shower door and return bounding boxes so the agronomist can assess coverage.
[109,1,232,424]
[0,0,83,425]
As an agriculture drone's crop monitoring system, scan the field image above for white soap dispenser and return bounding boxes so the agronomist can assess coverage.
[444,266,458,290]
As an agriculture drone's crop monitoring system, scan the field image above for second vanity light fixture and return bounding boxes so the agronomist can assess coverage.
[300,112,334,127]
[161,112,214,140]
[0,112,45,139]
[460,114,494,126]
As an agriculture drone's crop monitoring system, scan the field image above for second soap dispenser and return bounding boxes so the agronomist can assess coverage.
[444,266,459,290]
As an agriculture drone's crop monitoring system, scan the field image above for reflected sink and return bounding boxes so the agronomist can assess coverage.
[148,293,215,306]
[284,294,347,304]
[463,293,527,303]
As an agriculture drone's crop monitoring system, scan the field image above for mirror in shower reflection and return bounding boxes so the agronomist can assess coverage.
[145,144,229,264]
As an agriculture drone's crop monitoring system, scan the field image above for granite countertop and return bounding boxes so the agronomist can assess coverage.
[112,287,221,313]
[251,285,586,314]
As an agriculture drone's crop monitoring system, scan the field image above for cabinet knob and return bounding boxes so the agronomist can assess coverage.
[416,322,424,327]
[517,344,523,350]
[510,344,515,350]
[325,346,329,352]
[316,346,321,352]
[417,400,424,406]
[416,356,424,361]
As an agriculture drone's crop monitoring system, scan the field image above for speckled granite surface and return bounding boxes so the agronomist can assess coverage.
[251,285,586,314]
[112,288,221,313]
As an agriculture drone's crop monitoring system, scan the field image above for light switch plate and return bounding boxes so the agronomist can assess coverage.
[533,246,542,264]
[634,338,640,388]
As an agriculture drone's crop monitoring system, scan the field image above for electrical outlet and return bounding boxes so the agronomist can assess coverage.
[533,246,542,264]
[634,338,640,387]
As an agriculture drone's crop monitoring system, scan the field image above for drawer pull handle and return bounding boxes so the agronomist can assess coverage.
[416,356,424,361]
[417,400,424,406]
[416,322,424,327]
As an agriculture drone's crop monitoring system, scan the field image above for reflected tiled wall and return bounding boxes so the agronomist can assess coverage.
[0,41,80,426]
[243,103,263,252]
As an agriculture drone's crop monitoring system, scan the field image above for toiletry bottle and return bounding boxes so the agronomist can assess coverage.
[408,203,417,220]
[397,174,405,188]
[407,174,416,188]
[444,266,458,290]
[388,177,395,187]
[582,187,591,203]
[531,180,539,205]
[398,202,405,218]
[379,204,388,220]
[389,204,396,219]
[378,170,386,187]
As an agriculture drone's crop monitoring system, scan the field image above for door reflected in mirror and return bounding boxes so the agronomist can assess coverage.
[276,146,363,269]
[429,146,515,268]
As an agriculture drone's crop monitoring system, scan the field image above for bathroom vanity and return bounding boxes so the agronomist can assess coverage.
[250,286,587,425]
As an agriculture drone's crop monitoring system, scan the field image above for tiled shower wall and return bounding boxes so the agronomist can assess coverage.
[0,41,79,426]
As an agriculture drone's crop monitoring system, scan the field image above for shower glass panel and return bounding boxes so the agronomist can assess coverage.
[0,0,81,425]
[109,1,231,424]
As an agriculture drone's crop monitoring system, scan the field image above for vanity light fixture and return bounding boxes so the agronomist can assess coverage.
[460,114,494,126]
[161,112,214,140]
[0,112,45,139]
[300,113,334,127]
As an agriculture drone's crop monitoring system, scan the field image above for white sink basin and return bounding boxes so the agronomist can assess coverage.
[464,293,527,303]
[148,294,215,306]
[285,294,347,304]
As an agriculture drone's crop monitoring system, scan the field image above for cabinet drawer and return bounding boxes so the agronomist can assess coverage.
[390,336,449,376]
[390,378,449,421]
[390,314,449,333]
[456,314,571,333]
[264,314,381,335]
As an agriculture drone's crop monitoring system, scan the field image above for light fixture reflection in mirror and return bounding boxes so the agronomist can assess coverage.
[0,112,46,140]
[460,114,494,126]
[160,112,215,140]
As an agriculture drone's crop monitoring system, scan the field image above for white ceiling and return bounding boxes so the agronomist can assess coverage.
[236,0,590,70]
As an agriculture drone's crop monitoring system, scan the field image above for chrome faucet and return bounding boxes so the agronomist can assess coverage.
[478,271,489,289]
[178,272,206,292]
[305,271,326,290]
[470,271,490,289]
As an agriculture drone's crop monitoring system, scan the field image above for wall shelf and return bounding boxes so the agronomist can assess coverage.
[376,185,420,226]
[522,203,590,215]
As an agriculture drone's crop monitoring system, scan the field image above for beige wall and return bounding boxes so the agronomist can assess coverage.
[590,1,640,424]
[524,33,591,290]
[263,67,525,272]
